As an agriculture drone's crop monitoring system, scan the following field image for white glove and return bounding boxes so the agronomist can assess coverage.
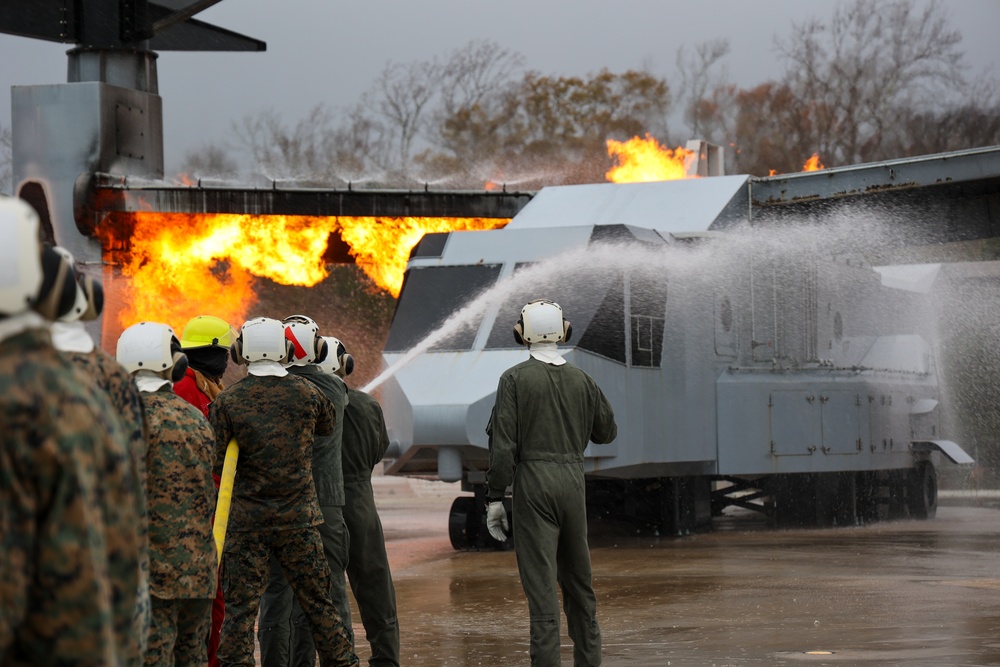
[486,501,509,542]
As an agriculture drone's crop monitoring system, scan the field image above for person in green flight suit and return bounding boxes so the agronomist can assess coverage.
[486,299,618,667]
[321,339,400,667]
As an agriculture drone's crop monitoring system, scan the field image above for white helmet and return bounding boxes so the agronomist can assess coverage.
[282,314,328,366]
[52,246,104,322]
[0,196,43,317]
[316,335,354,378]
[231,317,293,365]
[116,321,188,382]
[514,299,572,345]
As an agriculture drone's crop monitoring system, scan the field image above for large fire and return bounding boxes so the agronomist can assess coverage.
[606,134,695,183]
[100,213,507,328]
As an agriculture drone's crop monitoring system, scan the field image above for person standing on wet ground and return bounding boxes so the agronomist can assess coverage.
[322,339,401,667]
[117,321,218,667]
[258,316,354,667]
[0,196,143,665]
[486,299,618,667]
[50,246,152,666]
[209,317,359,667]
[173,314,237,667]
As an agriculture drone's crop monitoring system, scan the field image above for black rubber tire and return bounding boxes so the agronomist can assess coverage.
[448,496,477,550]
[907,462,938,520]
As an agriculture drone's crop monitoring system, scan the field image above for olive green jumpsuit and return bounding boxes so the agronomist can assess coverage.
[487,357,617,667]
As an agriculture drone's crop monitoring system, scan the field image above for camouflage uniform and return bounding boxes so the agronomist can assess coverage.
[488,357,617,667]
[342,389,400,667]
[260,366,353,667]
[140,386,218,667]
[1,328,143,666]
[209,373,358,667]
[64,346,151,665]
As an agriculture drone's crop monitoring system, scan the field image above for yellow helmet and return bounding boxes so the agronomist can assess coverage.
[180,315,235,349]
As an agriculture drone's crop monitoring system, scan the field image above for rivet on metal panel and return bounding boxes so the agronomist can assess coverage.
[806,395,815,403]
[807,445,817,454]
[822,446,830,454]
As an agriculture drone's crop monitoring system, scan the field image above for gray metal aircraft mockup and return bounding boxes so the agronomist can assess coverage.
[378,165,982,549]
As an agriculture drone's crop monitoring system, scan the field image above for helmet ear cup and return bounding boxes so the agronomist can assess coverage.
[513,319,525,346]
[33,245,78,320]
[340,353,354,377]
[79,275,104,320]
[230,337,244,365]
[282,339,294,365]
[563,320,572,343]
[168,337,188,382]
[314,336,329,363]
[171,352,189,383]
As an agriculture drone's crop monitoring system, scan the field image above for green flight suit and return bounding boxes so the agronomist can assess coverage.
[342,389,400,667]
[487,357,617,667]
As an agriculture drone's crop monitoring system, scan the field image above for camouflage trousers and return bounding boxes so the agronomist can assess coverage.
[144,596,212,667]
[218,527,358,667]
[259,506,353,667]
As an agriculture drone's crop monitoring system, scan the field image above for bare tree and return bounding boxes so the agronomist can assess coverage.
[675,39,731,140]
[375,58,445,177]
[437,40,525,121]
[775,0,965,164]
[180,142,240,180]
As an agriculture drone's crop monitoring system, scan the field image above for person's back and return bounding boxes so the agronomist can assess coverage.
[211,373,330,530]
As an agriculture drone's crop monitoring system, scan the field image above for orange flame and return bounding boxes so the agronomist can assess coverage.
[802,153,825,171]
[100,213,507,328]
[606,134,695,183]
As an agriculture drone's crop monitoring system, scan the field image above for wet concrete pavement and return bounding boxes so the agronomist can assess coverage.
[370,479,1000,666]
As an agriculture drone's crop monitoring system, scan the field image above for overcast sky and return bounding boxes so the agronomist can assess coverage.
[1,0,997,172]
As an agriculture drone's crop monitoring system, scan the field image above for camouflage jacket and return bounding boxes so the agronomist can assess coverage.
[288,365,347,506]
[140,386,218,599]
[1,329,142,666]
[209,373,335,531]
[342,389,390,485]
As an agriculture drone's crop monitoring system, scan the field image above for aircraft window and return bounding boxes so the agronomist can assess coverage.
[630,273,666,367]
[384,264,502,352]
[485,264,622,360]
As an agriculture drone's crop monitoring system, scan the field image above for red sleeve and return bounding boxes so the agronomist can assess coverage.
[173,372,210,419]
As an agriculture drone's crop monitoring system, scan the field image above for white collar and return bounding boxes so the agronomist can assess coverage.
[0,311,47,344]
[529,341,566,366]
[134,370,171,393]
[248,359,289,377]
[50,321,96,353]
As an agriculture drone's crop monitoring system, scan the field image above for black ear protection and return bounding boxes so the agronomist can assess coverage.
[32,245,78,320]
[314,335,329,364]
[336,340,354,376]
[78,273,104,321]
[230,336,244,365]
[512,318,526,346]
[512,299,572,346]
[169,336,189,383]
